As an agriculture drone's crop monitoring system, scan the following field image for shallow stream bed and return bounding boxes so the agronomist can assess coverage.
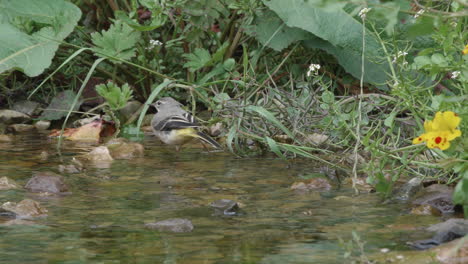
[0,133,439,263]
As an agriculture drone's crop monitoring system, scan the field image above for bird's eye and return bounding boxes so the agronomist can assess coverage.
[156,101,162,106]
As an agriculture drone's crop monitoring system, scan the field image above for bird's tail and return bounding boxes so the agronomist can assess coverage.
[195,131,222,149]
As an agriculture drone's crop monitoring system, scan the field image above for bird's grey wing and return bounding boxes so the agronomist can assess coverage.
[154,112,200,131]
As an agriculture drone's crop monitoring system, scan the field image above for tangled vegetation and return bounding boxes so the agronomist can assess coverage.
[0,0,467,211]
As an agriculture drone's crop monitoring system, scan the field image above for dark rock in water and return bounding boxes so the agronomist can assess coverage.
[410,218,468,250]
[390,177,423,202]
[291,178,332,192]
[24,171,69,194]
[145,218,194,233]
[210,199,240,216]
[0,199,48,219]
[412,184,454,214]
[12,100,40,116]
[0,110,30,125]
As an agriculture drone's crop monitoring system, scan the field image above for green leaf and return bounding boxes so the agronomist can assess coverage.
[413,55,432,69]
[91,20,141,63]
[39,90,82,120]
[0,0,81,77]
[95,82,133,111]
[321,91,335,104]
[265,136,285,159]
[245,10,309,52]
[182,48,212,72]
[431,53,448,67]
[264,0,390,88]
[384,111,397,127]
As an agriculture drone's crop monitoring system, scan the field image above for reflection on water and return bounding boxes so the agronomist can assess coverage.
[0,133,436,263]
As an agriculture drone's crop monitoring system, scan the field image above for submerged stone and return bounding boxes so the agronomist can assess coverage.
[0,177,20,190]
[0,199,48,219]
[9,124,35,133]
[107,138,144,159]
[410,204,442,216]
[0,134,13,142]
[58,164,82,174]
[410,218,468,249]
[210,199,240,216]
[83,146,114,161]
[145,218,194,233]
[291,178,332,192]
[0,110,30,125]
[24,171,69,194]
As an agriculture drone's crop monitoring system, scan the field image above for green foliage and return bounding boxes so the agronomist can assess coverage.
[183,48,213,72]
[0,0,81,76]
[245,10,308,51]
[91,20,141,63]
[261,0,390,87]
[95,82,133,111]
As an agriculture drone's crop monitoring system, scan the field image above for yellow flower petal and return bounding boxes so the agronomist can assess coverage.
[463,44,468,55]
[446,129,462,141]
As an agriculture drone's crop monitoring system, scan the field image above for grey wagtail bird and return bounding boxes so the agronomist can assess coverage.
[150,97,222,151]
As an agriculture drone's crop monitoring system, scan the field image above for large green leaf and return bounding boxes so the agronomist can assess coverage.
[245,10,309,51]
[91,20,141,63]
[0,0,81,77]
[263,0,390,87]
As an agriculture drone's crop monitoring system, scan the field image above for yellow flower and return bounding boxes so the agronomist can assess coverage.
[412,111,462,150]
[463,44,468,55]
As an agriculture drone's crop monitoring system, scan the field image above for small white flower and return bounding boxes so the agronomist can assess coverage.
[402,61,408,66]
[359,7,372,19]
[146,39,163,50]
[392,51,408,63]
[414,9,425,18]
[307,64,321,77]
[450,21,458,27]
[451,71,461,79]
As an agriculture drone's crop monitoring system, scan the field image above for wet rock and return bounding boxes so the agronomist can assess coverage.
[391,177,423,202]
[12,100,40,116]
[107,138,144,159]
[39,151,49,160]
[73,115,100,127]
[58,164,81,174]
[0,199,48,219]
[411,218,468,249]
[119,100,142,122]
[0,109,30,125]
[8,124,35,133]
[435,236,468,264]
[34,120,51,130]
[82,146,114,161]
[291,178,332,192]
[24,171,69,194]
[412,184,454,214]
[145,218,194,233]
[411,204,442,216]
[346,177,375,193]
[210,199,240,216]
[0,177,19,190]
[304,133,329,146]
[0,134,13,142]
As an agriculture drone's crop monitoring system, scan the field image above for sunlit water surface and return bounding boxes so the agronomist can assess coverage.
[0,133,437,263]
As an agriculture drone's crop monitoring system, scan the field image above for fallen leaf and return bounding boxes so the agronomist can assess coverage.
[49,119,104,142]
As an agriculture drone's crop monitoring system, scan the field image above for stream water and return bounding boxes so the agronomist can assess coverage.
[0,133,439,263]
